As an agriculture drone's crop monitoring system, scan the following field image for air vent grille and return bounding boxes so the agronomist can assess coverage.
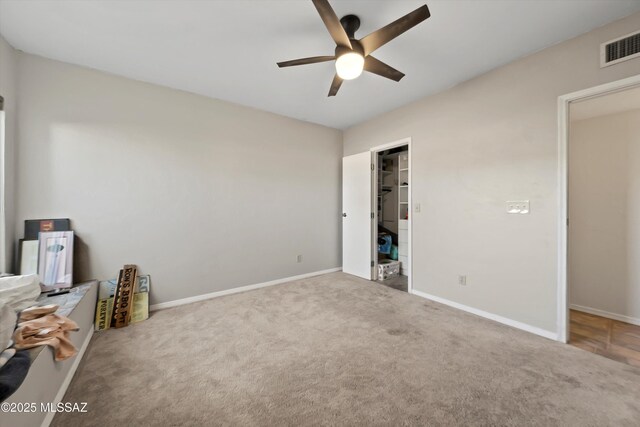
[601,31,640,67]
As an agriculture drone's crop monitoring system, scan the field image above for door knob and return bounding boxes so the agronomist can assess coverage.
[342,213,347,217]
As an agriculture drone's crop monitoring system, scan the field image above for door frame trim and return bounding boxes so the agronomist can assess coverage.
[557,73,640,343]
[371,137,412,292]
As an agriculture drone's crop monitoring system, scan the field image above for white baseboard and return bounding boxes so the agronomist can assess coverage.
[42,329,94,427]
[410,289,558,341]
[150,267,343,311]
[570,304,640,326]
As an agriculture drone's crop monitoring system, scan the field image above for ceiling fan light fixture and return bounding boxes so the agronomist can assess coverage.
[335,52,364,80]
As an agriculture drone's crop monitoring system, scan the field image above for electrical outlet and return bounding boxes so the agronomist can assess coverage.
[458,275,467,286]
[506,200,530,214]
[297,255,303,263]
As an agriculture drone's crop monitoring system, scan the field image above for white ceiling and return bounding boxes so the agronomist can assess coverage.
[1,0,639,129]
[571,85,640,121]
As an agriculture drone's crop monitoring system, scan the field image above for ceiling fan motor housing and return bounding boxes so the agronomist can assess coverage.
[336,15,364,57]
[340,14,360,39]
[335,40,364,58]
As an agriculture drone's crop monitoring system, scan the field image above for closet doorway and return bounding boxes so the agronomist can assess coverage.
[341,138,412,293]
[372,139,411,293]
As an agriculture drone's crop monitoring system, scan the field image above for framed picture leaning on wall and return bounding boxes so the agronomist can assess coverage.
[38,231,74,292]
[24,218,71,240]
[18,239,39,275]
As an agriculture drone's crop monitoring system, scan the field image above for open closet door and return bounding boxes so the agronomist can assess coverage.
[342,152,373,280]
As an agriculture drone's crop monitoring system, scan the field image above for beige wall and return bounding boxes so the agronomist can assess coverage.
[344,13,640,333]
[0,35,17,273]
[15,54,343,305]
[569,109,640,322]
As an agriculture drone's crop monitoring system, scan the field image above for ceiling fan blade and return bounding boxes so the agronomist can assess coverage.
[328,74,343,97]
[364,56,405,82]
[277,56,335,68]
[311,0,352,49]
[360,4,430,56]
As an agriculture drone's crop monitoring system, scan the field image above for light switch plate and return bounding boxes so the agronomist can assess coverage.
[415,203,421,213]
[507,200,530,214]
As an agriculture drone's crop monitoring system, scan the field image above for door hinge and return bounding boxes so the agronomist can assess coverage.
[371,164,375,171]
[371,212,374,219]
[371,261,374,267]
[567,218,569,227]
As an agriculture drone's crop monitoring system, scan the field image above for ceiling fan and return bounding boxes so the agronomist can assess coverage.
[277,0,431,97]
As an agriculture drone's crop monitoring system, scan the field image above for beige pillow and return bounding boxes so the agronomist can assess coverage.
[0,274,41,312]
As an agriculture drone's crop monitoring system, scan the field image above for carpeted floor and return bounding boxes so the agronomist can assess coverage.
[53,272,640,426]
